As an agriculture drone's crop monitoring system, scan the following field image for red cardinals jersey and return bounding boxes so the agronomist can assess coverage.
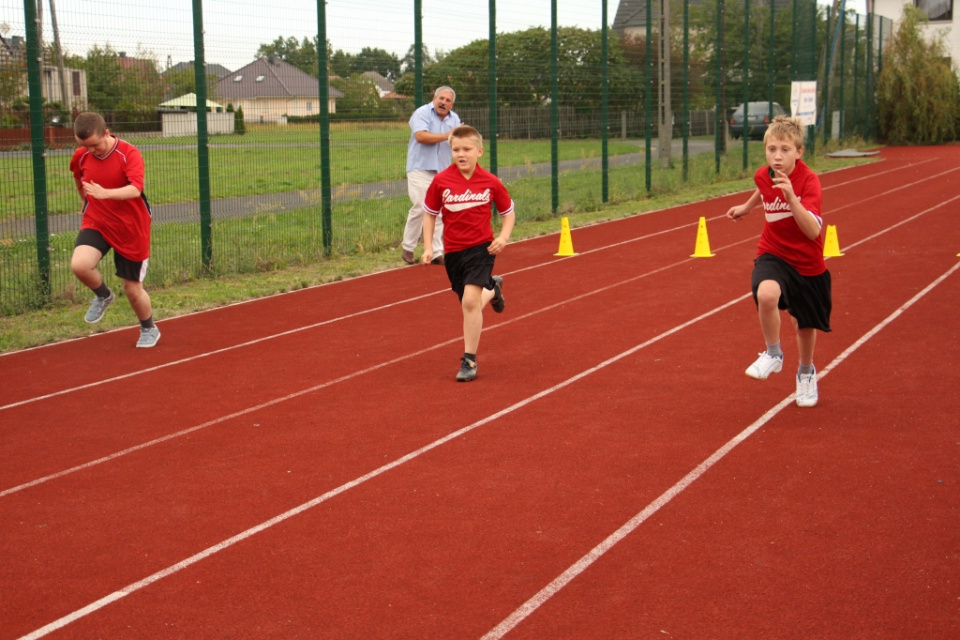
[754,159,825,276]
[70,137,152,261]
[423,164,514,253]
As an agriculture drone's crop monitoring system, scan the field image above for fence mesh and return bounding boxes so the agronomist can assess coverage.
[0,0,889,315]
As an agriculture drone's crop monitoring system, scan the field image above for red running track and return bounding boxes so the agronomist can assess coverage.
[1,146,958,639]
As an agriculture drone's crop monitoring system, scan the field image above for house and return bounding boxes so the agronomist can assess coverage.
[216,57,344,124]
[1,34,88,113]
[164,60,233,81]
[362,71,405,99]
[872,0,959,72]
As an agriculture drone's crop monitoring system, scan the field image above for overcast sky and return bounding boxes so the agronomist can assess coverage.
[3,0,869,73]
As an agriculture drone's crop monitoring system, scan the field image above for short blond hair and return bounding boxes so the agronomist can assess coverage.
[763,115,804,149]
[449,125,483,149]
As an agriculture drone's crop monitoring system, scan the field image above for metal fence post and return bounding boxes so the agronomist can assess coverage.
[316,0,332,255]
[192,0,213,269]
[23,0,51,300]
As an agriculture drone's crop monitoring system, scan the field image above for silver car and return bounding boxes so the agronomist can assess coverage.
[730,102,786,140]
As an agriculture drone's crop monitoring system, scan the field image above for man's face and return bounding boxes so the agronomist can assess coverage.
[433,91,454,116]
[76,131,113,157]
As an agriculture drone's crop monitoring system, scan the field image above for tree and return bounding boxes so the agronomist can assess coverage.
[419,26,644,112]
[329,47,401,80]
[876,4,958,144]
[256,36,332,78]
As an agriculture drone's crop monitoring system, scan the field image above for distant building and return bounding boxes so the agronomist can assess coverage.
[872,0,959,73]
[164,61,233,81]
[362,71,404,99]
[216,57,344,123]
[1,34,87,113]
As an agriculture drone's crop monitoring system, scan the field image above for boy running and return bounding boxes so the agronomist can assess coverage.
[421,125,515,381]
[725,115,831,407]
[70,111,160,348]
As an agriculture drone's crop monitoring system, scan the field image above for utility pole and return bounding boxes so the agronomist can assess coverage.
[49,0,70,114]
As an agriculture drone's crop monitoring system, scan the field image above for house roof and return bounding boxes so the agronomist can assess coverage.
[216,57,344,100]
[164,61,233,80]
[362,71,394,93]
[160,93,225,110]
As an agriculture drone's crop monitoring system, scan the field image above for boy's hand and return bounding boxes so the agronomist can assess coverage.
[420,250,432,265]
[726,204,749,221]
[771,169,797,201]
[488,237,507,255]
[81,180,107,200]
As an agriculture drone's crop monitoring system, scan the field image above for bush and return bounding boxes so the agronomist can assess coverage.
[876,5,959,144]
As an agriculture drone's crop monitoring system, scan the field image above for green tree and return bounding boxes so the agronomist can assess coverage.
[256,36,332,78]
[420,26,644,111]
[329,47,401,80]
[876,4,958,144]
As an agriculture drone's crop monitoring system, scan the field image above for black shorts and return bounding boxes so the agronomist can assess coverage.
[444,242,496,301]
[751,253,832,332]
[75,228,149,283]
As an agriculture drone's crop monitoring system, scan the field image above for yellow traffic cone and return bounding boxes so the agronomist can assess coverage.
[823,224,844,257]
[690,216,715,257]
[554,217,578,256]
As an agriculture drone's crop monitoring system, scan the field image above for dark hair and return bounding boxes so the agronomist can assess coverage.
[74,112,107,140]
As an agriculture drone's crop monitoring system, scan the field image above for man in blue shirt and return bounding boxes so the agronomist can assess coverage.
[402,86,461,265]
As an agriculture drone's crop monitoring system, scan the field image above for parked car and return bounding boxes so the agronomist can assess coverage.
[729,101,787,139]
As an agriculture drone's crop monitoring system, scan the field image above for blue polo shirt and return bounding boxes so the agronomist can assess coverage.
[405,102,461,173]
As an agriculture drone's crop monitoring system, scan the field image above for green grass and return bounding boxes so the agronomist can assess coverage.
[0,143,878,353]
[0,122,642,221]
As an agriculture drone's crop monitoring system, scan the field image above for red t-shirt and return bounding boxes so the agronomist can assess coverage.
[423,164,515,253]
[70,137,152,261]
[754,159,825,276]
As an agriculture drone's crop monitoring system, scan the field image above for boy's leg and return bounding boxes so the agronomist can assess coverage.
[756,279,782,345]
[794,323,817,367]
[122,278,153,323]
[462,284,486,354]
[71,244,106,290]
[793,321,818,407]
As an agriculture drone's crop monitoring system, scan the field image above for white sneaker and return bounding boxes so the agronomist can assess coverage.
[745,352,783,379]
[796,369,818,407]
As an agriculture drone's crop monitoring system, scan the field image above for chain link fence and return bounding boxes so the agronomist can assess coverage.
[0,0,890,315]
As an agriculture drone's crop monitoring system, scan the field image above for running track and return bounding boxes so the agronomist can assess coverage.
[1,146,957,639]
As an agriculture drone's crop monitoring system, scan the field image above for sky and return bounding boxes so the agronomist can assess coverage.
[2,0,869,73]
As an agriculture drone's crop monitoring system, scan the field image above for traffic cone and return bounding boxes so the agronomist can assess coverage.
[823,224,844,257]
[554,217,578,256]
[690,217,715,257]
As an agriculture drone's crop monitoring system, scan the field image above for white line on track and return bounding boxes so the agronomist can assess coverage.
[3,159,950,412]
[18,254,959,640]
[4,173,958,496]
[13,172,958,639]
[480,259,960,640]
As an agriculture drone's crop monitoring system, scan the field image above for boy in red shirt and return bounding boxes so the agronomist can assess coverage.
[69,112,160,348]
[421,125,515,381]
[725,115,831,407]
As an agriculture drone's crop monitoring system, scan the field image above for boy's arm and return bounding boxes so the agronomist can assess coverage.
[772,171,821,240]
[488,212,515,255]
[726,189,761,220]
[420,213,437,265]
[80,182,141,201]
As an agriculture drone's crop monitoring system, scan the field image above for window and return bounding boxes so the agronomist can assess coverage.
[234,75,243,82]
[307,101,313,113]
[916,0,953,21]
[256,75,265,82]
[72,71,81,96]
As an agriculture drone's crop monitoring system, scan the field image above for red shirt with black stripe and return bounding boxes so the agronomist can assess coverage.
[70,137,152,261]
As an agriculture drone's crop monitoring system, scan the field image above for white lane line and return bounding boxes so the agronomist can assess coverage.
[479,261,960,640]
[0,250,707,497]
[6,182,959,496]
[6,159,947,411]
[16,293,751,640]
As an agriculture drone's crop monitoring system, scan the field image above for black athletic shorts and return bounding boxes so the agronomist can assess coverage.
[444,242,496,301]
[751,253,832,332]
[75,228,149,283]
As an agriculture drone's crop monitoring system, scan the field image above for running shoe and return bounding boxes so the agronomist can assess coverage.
[796,369,818,407]
[745,352,783,379]
[490,276,505,313]
[456,357,477,382]
[84,291,115,324]
[136,325,161,349]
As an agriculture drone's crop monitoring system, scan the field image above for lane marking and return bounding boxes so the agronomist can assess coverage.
[5,183,959,496]
[480,260,960,640]
[5,160,948,411]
